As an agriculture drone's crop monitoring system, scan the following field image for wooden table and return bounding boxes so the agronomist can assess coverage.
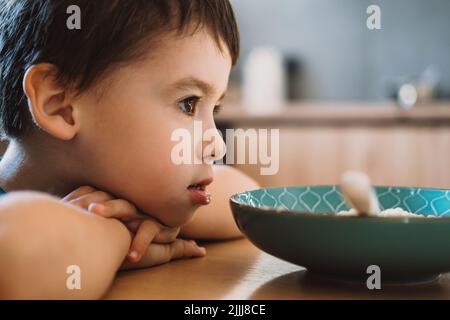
[104,238,450,300]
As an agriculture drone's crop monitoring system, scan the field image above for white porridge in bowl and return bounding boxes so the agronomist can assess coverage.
[336,207,438,218]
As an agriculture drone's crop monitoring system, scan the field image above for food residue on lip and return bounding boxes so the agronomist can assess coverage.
[336,207,438,218]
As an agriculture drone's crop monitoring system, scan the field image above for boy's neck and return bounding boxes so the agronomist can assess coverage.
[0,140,79,197]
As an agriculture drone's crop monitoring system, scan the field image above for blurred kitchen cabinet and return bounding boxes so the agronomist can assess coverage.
[216,103,450,189]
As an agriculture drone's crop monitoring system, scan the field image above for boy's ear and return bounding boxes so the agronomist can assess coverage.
[22,63,81,140]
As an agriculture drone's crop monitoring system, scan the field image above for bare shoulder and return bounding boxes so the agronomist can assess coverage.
[0,191,97,259]
[0,190,90,227]
[0,190,125,247]
[0,190,61,206]
[0,191,129,299]
[0,191,63,222]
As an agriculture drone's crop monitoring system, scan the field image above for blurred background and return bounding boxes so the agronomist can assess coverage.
[230,0,450,101]
[217,0,450,189]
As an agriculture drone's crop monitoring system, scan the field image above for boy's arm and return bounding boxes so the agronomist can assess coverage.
[0,191,131,299]
[179,165,260,240]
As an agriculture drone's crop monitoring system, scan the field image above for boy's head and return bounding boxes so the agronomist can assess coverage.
[0,0,239,227]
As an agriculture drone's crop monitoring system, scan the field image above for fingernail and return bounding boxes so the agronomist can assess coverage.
[89,203,105,214]
[128,250,138,261]
[189,240,197,245]
[199,247,206,255]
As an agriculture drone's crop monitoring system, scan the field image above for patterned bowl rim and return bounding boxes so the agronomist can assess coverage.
[229,185,450,221]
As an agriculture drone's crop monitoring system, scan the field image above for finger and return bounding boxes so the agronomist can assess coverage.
[153,226,180,244]
[124,219,145,233]
[89,198,144,220]
[62,186,97,202]
[124,221,179,243]
[69,191,114,209]
[121,240,206,270]
[128,219,161,262]
[169,239,207,260]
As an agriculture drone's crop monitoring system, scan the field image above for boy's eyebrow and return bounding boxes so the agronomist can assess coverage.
[171,77,227,100]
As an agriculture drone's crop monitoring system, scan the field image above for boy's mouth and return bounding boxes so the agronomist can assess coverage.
[188,184,206,191]
[188,177,213,189]
[187,177,213,205]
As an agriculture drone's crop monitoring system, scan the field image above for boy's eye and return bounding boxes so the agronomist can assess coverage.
[177,96,199,116]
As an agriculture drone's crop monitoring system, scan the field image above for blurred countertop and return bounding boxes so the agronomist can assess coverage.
[215,101,450,127]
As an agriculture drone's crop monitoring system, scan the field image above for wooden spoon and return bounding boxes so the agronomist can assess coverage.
[340,171,380,216]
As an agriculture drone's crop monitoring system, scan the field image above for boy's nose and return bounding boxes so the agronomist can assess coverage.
[198,127,226,164]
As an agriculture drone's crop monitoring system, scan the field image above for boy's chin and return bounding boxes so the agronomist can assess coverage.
[155,205,198,228]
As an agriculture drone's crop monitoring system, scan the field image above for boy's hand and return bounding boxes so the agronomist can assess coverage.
[62,186,206,265]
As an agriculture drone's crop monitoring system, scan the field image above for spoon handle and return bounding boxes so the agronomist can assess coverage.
[340,171,380,216]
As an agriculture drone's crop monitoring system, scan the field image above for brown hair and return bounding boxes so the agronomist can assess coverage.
[0,0,240,138]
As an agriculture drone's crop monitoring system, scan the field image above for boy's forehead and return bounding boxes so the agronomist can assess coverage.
[151,28,231,68]
[166,76,228,100]
[145,29,232,95]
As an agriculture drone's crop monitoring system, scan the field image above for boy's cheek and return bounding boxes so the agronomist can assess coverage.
[134,194,198,228]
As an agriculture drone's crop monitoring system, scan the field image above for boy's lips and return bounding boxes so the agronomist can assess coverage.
[187,177,213,205]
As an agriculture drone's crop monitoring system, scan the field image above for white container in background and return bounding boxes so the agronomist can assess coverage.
[242,46,286,115]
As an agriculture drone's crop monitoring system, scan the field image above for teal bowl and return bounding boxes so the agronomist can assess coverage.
[230,186,450,284]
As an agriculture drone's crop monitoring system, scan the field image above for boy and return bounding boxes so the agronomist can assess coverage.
[0,0,259,299]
